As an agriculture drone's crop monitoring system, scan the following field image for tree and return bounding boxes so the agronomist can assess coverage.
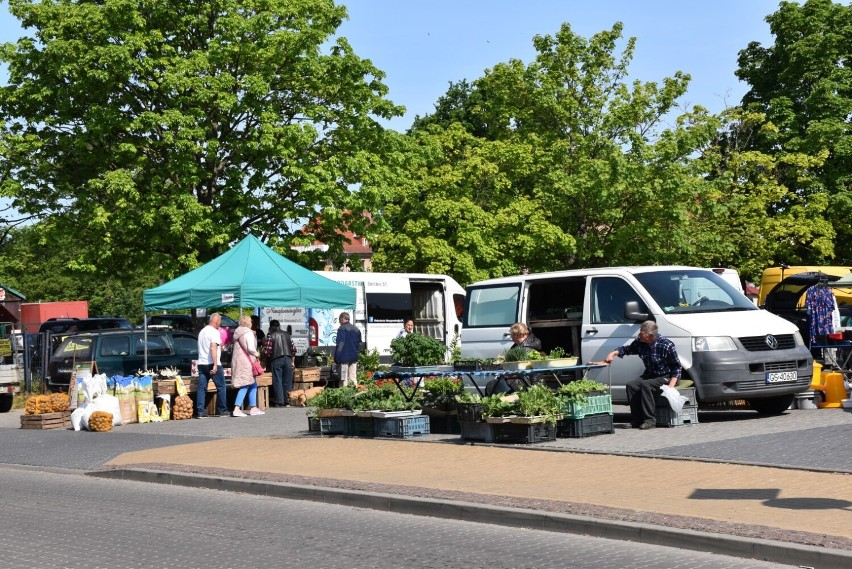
[736,0,852,262]
[0,0,402,279]
[372,22,726,283]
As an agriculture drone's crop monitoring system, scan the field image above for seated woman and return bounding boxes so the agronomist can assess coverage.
[509,322,542,353]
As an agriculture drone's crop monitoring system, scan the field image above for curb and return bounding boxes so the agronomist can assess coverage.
[90,468,852,569]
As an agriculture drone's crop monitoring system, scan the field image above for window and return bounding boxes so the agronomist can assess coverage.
[99,336,130,357]
[591,278,645,323]
[465,285,520,327]
[365,292,412,323]
[136,335,172,356]
[56,337,93,360]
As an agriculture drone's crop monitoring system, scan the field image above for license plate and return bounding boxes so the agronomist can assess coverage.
[765,371,797,384]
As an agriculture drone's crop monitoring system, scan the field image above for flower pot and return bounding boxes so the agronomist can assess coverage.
[484,416,513,424]
[531,357,578,369]
[501,361,532,370]
[315,408,354,418]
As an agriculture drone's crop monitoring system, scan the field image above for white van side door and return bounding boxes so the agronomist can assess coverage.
[460,282,523,359]
[582,275,647,401]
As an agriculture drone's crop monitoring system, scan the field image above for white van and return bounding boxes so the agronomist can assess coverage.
[305,272,466,361]
[461,266,812,414]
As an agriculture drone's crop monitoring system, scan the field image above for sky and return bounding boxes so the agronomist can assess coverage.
[0,0,782,132]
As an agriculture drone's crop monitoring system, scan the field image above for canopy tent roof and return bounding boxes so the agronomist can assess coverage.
[143,235,355,311]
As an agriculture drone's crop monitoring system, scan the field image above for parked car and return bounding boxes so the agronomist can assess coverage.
[38,317,134,335]
[47,329,197,389]
[144,313,238,333]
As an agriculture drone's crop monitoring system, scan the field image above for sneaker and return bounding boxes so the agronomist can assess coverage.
[217,411,231,417]
[232,409,247,417]
[638,422,656,430]
[248,408,265,416]
[195,414,207,419]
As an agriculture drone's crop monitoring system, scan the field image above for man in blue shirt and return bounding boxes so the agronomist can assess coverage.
[603,320,682,429]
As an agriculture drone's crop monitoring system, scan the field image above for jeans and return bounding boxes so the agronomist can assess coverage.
[235,382,258,409]
[625,375,668,425]
[271,356,293,405]
[196,363,227,416]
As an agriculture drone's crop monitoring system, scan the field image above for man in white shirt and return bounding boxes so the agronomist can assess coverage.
[195,313,229,418]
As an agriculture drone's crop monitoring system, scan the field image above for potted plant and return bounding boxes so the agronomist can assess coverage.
[389,333,450,372]
[307,386,358,417]
[417,376,463,414]
[515,384,562,425]
[500,345,541,370]
[531,346,579,369]
[480,393,521,423]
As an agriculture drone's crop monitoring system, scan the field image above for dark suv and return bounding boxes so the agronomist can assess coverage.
[38,317,133,335]
[47,329,197,389]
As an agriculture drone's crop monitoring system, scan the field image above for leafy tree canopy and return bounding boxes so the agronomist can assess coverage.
[736,0,852,262]
[0,0,402,279]
[373,23,729,283]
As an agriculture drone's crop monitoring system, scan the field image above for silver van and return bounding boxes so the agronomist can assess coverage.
[461,266,812,415]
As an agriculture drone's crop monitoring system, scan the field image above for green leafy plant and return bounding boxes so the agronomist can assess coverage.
[417,376,463,410]
[448,332,462,363]
[556,379,608,405]
[503,345,530,362]
[480,394,520,418]
[455,391,482,404]
[389,333,447,366]
[307,386,358,411]
[546,347,572,359]
[358,348,381,373]
[517,384,561,424]
[351,384,420,412]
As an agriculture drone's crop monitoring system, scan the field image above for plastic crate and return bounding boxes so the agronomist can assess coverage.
[344,416,376,437]
[654,386,697,408]
[459,420,489,441]
[486,421,556,444]
[374,415,430,438]
[561,393,613,419]
[319,416,346,435]
[655,404,699,427]
[453,360,503,372]
[456,402,484,423]
[427,413,461,434]
[307,415,319,432]
[557,413,615,438]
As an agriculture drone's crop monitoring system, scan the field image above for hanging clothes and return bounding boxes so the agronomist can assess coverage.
[805,283,836,345]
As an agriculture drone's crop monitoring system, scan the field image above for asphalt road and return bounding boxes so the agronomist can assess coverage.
[0,468,787,569]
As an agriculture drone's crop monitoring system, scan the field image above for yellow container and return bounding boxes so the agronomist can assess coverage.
[809,362,823,390]
[816,371,848,408]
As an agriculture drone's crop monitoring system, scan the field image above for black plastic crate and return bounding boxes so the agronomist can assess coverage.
[344,416,376,437]
[427,413,460,434]
[453,360,502,372]
[487,421,556,444]
[459,420,489,441]
[557,413,615,438]
[307,415,319,432]
[456,402,484,423]
[319,416,346,435]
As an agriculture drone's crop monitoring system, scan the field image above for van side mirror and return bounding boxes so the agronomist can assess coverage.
[624,301,652,322]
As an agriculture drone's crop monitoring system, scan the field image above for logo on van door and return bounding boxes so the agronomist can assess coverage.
[764,335,778,349]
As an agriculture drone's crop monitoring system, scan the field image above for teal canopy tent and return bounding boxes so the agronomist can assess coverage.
[143,234,355,311]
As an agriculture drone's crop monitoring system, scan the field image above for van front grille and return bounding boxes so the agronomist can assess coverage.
[739,334,797,351]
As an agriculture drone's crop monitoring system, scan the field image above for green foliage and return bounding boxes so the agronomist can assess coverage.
[417,376,463,410]
[517,384,562,425]
[389,333,446,366]
[735,0,852,262]
[547,347,569,359]
[307,386,359,411]
[557,379,609,404]
[480,394,520,418]
[371,22,725,281]
[503,346,530,362]
[350,384,419,412]
[0,0,402,278]
[455,391,482,404]
[358,349,381,373]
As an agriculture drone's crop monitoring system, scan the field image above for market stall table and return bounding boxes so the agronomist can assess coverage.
[153,373,272,414]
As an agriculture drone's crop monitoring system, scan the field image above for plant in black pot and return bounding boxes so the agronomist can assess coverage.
[389,333,447,368]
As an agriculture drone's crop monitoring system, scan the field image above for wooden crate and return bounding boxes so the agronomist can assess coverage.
[294,367,321,382]
[21,411,71,430]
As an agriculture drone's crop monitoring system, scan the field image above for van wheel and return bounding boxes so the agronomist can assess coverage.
[747,394,795,415]
[0,394,13,413]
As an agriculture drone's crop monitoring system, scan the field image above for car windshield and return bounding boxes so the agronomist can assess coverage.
[634,270,757,314]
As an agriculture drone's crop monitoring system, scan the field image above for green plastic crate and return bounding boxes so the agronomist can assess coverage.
[561,394,613,419]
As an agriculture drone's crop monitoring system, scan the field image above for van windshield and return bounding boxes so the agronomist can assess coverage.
[634,270,756,314]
